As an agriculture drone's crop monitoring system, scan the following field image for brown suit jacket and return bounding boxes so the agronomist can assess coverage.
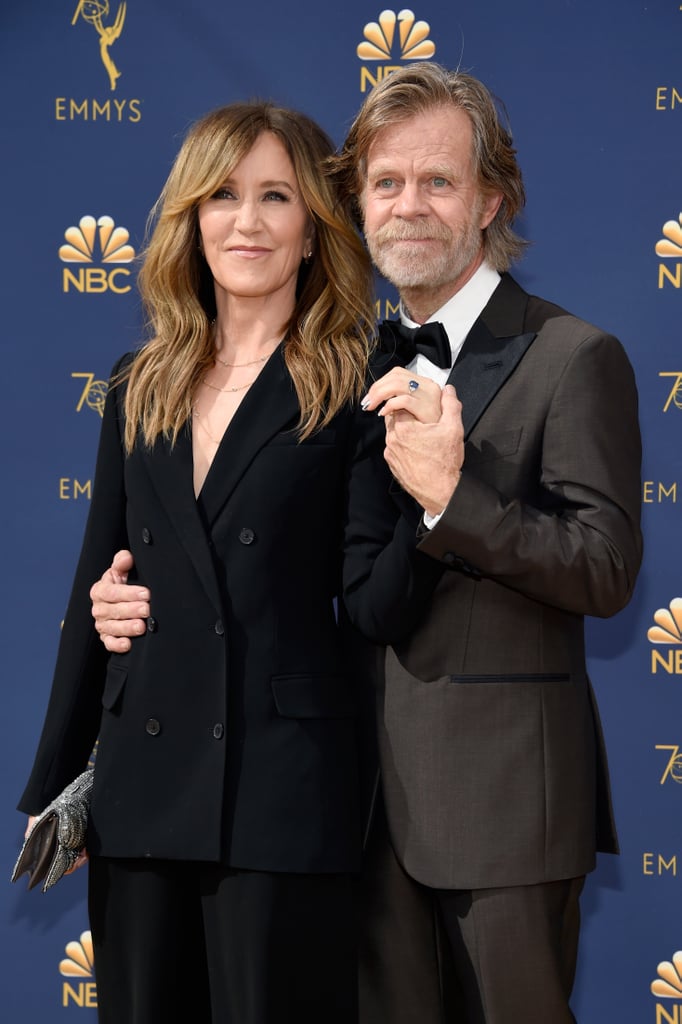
[344,273,642,891]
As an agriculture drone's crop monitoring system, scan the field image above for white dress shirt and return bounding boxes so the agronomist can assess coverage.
[400,261,501,381]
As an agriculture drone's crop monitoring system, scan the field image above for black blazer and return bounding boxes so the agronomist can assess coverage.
[19,346,394,874]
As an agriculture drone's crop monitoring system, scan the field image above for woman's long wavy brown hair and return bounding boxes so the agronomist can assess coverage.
[121,102,375,452]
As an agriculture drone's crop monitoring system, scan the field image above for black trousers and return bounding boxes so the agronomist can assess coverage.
[88,856,358,1024]
[359,798,584,1024]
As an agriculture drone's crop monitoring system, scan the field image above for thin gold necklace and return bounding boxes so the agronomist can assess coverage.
[202,376,256,394]
[193,407,221,446]
[215,352,269,368]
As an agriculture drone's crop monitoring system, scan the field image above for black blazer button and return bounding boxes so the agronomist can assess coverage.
[443,552,457,566]
[145,718,161,736]
[147,616,158,633]
[214,620,225,636]
[212,723,224,740]
[238,527,255,545]
[142,528,152,544]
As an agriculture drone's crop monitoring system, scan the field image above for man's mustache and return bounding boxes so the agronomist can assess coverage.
[369,222,452,244]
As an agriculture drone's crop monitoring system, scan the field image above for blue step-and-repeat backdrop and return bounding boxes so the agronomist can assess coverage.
[1,1,681,1020]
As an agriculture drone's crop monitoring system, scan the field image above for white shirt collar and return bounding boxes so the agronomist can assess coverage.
[401,262,501,374]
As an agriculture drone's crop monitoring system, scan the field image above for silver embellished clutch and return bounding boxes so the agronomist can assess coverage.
[11,769,94,893]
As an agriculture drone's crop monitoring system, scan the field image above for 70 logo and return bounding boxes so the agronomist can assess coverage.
[656,745,682,784]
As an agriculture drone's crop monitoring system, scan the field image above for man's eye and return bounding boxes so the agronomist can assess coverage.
[377,178,394,189]
[432,177,448,188]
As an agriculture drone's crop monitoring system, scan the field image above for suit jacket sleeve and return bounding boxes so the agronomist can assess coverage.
[342,364,446,645]
[344,327,642,644]
[18,357,130,814]
[418,329,642,617]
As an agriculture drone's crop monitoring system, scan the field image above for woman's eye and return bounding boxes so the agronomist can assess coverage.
[212,187,235,200]
[263,191,289,202]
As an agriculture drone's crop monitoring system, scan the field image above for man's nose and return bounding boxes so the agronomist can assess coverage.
[392,183,429,218]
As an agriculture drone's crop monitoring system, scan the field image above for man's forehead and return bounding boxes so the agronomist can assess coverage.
[364,106,475,171]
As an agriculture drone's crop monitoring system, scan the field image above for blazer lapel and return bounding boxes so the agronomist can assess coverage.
[198,345,300,527]
[138,426,224,612]
[448,323,536,439]
[136,348,298,612]
[448,274,536,439]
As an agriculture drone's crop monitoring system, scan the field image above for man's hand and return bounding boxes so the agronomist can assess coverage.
[383,384,465,517]
[90,550,149,653]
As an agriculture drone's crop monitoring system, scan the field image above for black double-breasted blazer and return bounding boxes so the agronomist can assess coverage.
[19,345,394,874]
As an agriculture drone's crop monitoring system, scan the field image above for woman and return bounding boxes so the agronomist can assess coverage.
[17,101,395,1024]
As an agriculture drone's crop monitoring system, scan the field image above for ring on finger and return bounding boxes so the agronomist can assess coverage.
[408,379,419,393]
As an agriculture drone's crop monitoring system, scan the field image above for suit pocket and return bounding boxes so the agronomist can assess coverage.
[448,672,571,684]
[465,428,522,465]
[102,663,127,710]
[271,674,356,718]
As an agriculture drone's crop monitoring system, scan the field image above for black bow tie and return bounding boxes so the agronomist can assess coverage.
[379,319,452,370]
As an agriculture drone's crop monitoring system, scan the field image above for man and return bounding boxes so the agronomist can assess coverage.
[90,64,642,1022]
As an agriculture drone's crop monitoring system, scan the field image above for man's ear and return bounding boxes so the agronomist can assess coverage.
[480,191,503,229]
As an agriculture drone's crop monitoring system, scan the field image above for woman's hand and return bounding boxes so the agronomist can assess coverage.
[24,816,89,875]
[362,368,443,423]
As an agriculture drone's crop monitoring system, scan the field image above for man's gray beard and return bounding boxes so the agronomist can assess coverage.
[365,219,483,292]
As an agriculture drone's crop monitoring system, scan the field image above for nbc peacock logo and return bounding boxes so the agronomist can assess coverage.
[656,213,682,258]
[649,599,682,676]
[656,211,682,290]
[60,930,97,1008]
[357,9,436,92]
[59,214,136,295]
[651,950,682,1022]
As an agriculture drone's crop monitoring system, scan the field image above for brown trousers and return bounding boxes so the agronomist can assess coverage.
[359,796,583,1024]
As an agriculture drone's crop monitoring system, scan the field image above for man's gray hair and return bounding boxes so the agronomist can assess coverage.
[331,62,528,271]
